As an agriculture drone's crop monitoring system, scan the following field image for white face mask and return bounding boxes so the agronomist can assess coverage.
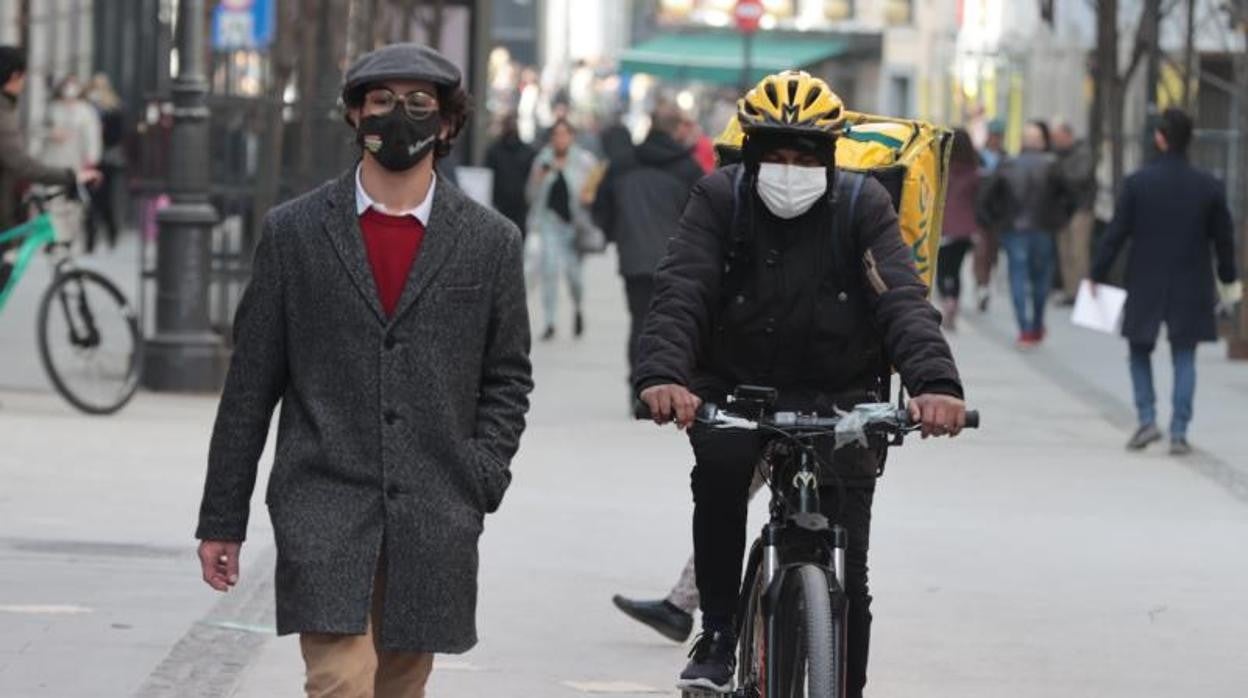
[755,163,828,219]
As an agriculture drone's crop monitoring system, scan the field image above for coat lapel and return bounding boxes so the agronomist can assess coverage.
[321,170,387,324]
[388,178,466,326]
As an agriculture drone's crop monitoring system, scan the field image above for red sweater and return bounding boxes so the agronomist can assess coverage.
[359,208,425,317]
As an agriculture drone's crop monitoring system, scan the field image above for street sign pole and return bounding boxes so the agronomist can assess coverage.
[144,0,228,391]
[735,0,762,91]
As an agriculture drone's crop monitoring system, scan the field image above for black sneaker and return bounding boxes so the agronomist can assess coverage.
[677,630,736,693]
[1170,438,1193,456]
[1126,424,1162,451]
[573,310,585,338]
[612,595,693,643]
[540,325,556,342]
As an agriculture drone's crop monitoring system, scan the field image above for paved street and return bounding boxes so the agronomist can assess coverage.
[2,241,1247,697]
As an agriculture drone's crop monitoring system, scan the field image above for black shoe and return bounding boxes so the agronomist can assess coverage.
[1170,438,1193,456]
[677,630,736,693]
[540,325,555,342]
[1126,424,1162,451]
[612,595,693,643]
[573,310,585,338]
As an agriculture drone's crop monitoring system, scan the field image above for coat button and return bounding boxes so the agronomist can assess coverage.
[838,291,849,302]
[735,295,746,305]
[384,335,397,350]
[384,410,399,425]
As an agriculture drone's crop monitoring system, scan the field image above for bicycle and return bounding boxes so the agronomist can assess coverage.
[637,386,980,697]
[0,187,142,414]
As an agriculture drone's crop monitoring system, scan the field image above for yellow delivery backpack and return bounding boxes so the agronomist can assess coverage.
[714,112,954,293]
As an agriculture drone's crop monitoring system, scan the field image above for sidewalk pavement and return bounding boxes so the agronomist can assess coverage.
[2,248,1246,697]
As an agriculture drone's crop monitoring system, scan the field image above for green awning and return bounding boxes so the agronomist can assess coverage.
[619,32,847,86]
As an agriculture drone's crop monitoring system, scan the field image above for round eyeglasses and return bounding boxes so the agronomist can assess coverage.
[362,88,439,120]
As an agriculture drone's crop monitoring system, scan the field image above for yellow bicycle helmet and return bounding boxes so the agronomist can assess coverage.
[712,115,744,166]
[737,70,845,140]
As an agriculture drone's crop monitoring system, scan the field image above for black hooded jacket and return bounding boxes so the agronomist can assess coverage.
[634,164,962,408]
[593,130,704,277]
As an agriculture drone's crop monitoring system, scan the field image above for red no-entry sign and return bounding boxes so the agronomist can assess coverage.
[735,0,764,34]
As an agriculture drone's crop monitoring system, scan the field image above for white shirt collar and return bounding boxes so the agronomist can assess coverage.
[355,164,436,225]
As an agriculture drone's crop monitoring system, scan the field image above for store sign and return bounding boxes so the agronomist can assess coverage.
[213,0,275,50]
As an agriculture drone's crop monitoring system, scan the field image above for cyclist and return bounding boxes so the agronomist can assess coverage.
[635,71,967,696]
[0,46,99,287]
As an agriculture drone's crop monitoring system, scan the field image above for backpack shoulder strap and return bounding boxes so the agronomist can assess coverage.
[831,170,868,284]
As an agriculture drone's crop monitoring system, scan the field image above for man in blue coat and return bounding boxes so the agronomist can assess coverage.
[1092,108,1240,455]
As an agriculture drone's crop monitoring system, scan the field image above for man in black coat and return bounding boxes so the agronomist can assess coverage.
[1093,108,1239,456]
[593,103,703,388]
[195,44,532,696]
[484,112,536,237]
[634,71,966,697]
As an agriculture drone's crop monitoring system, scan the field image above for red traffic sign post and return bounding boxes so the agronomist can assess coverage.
[735,0,764,34]
[735,0,764,89]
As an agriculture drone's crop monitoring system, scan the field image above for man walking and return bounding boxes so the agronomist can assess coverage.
[592,102,703,390]
[0,46,98,287]
[1092,108,1239,456]
[983,120,1061,346]
[195,44,533,697]
[1051,121,1095,304]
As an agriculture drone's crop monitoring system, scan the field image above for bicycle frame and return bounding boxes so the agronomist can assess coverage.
[0,213,56,313]
[749,436,849,698]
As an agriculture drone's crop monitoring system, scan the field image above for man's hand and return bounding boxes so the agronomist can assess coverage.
[639,384,702,430]
[198,540,242,592]
[908,393,967,439]
[76,167,102,186]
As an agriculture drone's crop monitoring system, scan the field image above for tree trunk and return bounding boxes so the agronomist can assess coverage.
[1181,0,1197,110]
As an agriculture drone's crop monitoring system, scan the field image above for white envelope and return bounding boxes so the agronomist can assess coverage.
[1072,280,1126,334]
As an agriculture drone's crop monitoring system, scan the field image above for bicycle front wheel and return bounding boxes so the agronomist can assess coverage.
[37,268,142,415]
[773,564,840,698]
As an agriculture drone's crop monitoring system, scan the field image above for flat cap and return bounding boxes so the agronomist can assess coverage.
[342,43,461,103]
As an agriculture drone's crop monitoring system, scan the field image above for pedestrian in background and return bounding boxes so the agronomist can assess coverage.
[195,43,533,698]
[982,120,1060,347]
[39,74,101,248]
[972,117,1007,311]
[1050,121,1096,305]
[485,112,536,238]
[528,117,596,341]
[0,47,98,289]
[1092,108,1239,456]
[592,102,702,392]
[84,73,125,252]
[937,128,980,331]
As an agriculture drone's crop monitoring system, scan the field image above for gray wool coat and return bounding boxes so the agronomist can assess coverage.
[196,168,533,653]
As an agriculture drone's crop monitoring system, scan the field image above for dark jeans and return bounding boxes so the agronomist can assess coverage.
[1130,340,1197,438]
[937,238,973,301]
[85,164,121,253]
[689,425,875,698]
[623,274,655,385]
[1001,229,1057,334]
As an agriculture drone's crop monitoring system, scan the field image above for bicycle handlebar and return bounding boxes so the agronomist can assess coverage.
[21,184,85,213]
[633,400,980,432]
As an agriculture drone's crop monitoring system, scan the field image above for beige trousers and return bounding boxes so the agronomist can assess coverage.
[300,560,434,698]
[1057,209,1095,298]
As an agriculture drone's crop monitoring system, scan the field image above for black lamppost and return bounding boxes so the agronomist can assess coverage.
[143,0,228,391]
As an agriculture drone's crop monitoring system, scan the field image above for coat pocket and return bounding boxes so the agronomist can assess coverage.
[438,284,484,303]
[463,442,511,514]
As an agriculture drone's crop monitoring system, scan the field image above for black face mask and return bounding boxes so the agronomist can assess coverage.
[357,110,441,172]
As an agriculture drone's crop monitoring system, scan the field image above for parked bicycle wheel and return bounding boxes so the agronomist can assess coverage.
[773,564,839,697]
[37,268,142,415]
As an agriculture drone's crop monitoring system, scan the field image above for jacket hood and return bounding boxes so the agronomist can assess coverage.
[637,131,694,167]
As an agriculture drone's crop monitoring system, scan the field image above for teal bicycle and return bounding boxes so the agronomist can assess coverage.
[0,187,141,414]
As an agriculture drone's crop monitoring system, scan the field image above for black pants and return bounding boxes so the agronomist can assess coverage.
[623,274,655,385]
[690,425,875,698]
[85,164,121,253]
[937,238,973,301]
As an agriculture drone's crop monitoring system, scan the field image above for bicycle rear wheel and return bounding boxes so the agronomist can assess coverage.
[773,564,840,698]
[37,268,142,415]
